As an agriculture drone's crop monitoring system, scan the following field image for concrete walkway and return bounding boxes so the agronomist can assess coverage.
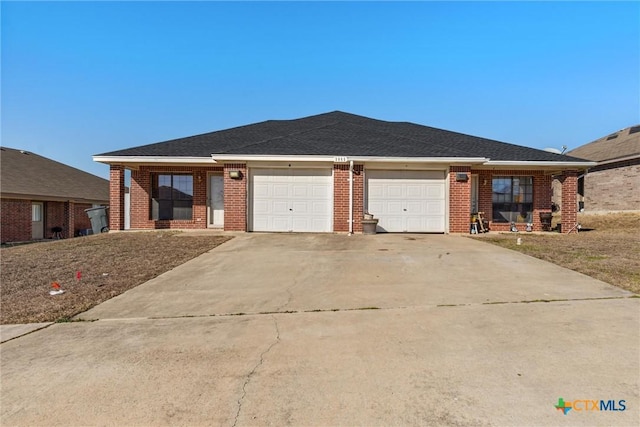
[2,234,638,426]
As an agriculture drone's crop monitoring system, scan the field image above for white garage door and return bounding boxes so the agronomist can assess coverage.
[366,170,446,233]
[251,168,333,232]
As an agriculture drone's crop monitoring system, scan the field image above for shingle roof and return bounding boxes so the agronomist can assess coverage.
[567,125,640,162]
[98,111,588,162]
[1,147,109,202]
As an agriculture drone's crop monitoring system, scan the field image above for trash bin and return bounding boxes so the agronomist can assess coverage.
[362,218,379,235]
[540,212,552,232]
[85,206,109,234]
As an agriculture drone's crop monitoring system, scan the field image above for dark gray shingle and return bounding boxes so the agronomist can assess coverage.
[97,111,589,162]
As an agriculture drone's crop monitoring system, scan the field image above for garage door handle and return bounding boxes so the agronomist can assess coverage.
[403,208,407,211]
[289,208,293,211]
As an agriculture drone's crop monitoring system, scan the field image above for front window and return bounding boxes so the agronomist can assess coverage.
[151,174,193,220]
[492,176,533,223]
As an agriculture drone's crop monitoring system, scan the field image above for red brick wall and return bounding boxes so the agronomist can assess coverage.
[73,203,93,234]
[223,164,247,231]
[560,170,578,233]
[110,165,125,231]
[449,166,471,233]
[1,198,32,243]
[476,170,552,232]
[46,202,66,237]
[129,166,224,230]
[333,164,364,232]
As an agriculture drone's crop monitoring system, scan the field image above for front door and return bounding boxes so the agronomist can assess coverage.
[31,202,44,239]
[208,175,224,227]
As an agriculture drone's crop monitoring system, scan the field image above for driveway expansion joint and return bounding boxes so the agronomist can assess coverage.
[232,316,280,427]
[83,296,639,323]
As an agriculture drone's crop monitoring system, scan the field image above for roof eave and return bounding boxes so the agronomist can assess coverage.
[482,160,596,169]
[93,156,214,165]
[1,192,109,204]
[210,154,489,164]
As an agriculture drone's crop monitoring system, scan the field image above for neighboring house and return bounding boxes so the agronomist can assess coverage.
[1,147,110,243]
[94,111,594,234]
[552,125,640,212]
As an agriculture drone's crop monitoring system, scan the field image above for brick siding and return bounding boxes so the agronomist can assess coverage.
[223,164,247,231]
[333,164,364,232]
[476,170,552,233]
[583,159,640,211]
[109,165,125,231]
[1,199,32,243]
[119,163,569,234]
[449,167,471,233]
[1,199,95,243]
[560,171,578,233]
[128,165,224,230]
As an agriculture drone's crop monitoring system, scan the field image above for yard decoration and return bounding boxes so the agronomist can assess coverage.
[49,282,65,296]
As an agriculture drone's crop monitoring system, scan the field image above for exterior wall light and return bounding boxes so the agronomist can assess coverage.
[456,173,469,182]
[228,170,242,179]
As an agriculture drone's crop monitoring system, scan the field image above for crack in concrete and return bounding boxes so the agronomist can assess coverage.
[232,316,280,427]
[88,295,637,323]
[275,276,303,313]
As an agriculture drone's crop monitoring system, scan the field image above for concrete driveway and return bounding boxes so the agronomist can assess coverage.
[1,233,638,426]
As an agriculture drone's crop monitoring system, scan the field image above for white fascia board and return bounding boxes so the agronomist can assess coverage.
[483,160,597,168]
[93,156,213,164]
[211,154,488,164]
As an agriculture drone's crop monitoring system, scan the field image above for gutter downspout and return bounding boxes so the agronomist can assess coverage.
[349,160,354,235]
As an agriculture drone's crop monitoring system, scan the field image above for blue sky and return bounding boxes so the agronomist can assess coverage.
[2,1,639,180]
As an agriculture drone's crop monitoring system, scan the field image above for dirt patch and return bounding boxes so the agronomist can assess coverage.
[471,213,640,294]
[1,232,232,324]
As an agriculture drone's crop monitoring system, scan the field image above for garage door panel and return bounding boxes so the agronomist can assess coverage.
[405,184,423,198]
[251,168,332,232]
[272,184,289,197]
[427,201,444,215]
[291,185,309,198]
[271,217,290,232]
[386,201,404,214]
[271,201,289,215]
[405,200,425,212]
[311,185,330,198]
[386,185,403,198]
[426,186,444,198]
[366,170,446,233]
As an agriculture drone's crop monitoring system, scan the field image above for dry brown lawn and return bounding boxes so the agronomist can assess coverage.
[1,232,232,324]
[471,212,640,294]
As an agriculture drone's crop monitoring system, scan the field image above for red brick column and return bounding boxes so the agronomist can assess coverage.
[65,201,75,238]
[109,165,125,231]
[130,168,151,229]
[561,170,578,234]
[333,164,364,232]
[223,164,247,231]
[449,166,471,233]
[533,174,552,231]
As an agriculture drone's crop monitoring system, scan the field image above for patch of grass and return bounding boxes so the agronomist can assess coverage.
[0,232,232,324]
[471,212,640,294]
[55,317,97,323]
